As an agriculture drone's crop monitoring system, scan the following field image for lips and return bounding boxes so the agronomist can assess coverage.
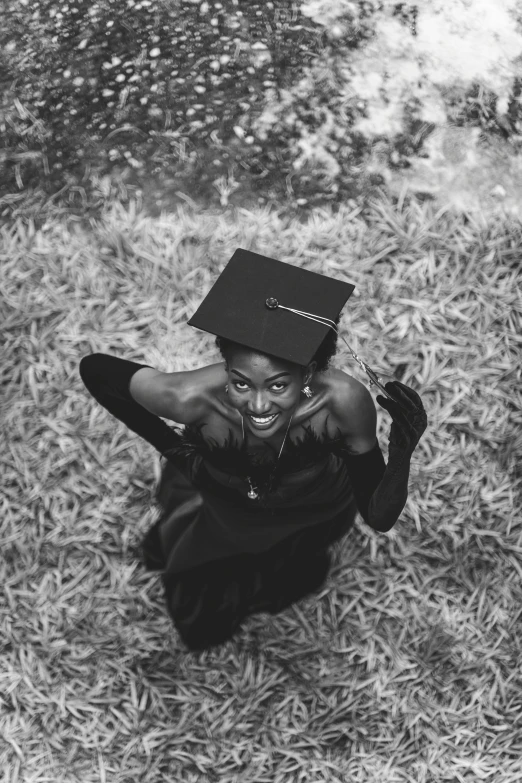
[247,412,279,429]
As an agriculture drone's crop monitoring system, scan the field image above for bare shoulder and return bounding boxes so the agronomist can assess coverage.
[326,367,373,411]
[165,362,229,425]
[325,368,378,453]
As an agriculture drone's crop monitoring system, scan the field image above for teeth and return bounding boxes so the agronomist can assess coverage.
[250,414,277,423]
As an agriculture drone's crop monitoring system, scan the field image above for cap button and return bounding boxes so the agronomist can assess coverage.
[265,297,279,309]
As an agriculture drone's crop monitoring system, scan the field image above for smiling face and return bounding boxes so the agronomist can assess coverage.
[224,346,315,439]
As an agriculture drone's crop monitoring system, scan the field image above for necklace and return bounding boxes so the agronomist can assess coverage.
[238,411,294,500]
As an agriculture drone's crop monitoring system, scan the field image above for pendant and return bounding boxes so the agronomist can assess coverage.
[247,477,258,500]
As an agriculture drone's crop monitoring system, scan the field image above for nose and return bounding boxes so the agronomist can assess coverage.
[250,390,272,415]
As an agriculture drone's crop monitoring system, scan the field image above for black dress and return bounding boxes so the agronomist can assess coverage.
[142,423,359,651]
[78,353,387,653]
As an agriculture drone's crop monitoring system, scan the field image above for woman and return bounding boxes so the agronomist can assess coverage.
[80,249,427,651]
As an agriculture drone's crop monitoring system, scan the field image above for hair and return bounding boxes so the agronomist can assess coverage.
[215,315,340,374]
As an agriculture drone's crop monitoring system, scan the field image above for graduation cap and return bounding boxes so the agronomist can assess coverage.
[188,248,403,405]
[188,248,353,366]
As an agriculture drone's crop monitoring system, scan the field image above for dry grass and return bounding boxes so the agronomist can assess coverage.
[1,192,521,782]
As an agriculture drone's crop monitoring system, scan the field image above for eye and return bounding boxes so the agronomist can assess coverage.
[232,381,288,391]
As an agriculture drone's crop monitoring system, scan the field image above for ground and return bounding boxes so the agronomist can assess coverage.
[2,0,522,219]
[2,4,522,780]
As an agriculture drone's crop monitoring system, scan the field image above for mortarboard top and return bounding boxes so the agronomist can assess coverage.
[187,249,355,367]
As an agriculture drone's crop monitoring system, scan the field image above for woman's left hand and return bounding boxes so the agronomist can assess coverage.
[376,380,428,455]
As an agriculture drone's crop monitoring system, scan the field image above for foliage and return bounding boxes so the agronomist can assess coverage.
[2,0,522,219]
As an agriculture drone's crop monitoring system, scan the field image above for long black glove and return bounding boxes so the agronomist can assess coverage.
[79,353,182,457]
[342,381,427,532]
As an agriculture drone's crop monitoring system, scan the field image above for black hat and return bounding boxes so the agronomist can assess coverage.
[187,248,355,366]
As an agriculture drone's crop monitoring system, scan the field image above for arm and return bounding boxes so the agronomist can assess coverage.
[342,439,412,533]
[333,378,427,533]
[79,353,197,458]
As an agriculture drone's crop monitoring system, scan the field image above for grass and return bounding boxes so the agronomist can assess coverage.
[1,191,521,782]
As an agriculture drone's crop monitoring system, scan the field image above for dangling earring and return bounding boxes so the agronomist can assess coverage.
[301,379,313,398]
[225,384,229,394]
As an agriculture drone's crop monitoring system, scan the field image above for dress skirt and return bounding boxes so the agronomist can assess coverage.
[141,459,357,651]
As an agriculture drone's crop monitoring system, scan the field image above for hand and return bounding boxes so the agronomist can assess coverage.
[376,380,427,455]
